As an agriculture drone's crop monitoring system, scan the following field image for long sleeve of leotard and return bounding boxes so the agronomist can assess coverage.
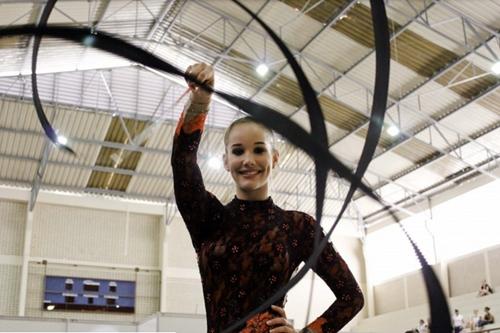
[171,102,223,251]
[298,214,364,333]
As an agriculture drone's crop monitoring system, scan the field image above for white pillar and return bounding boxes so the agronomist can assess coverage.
[440,260,450,297]
[18,208,33,316]
[484,251,491,285]
[159,219,169,313]
[362,243,375,317]
[403,276,409,309]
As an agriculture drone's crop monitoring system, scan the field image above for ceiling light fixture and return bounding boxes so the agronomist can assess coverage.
[492,61,500,75]
[207,156,222,170]
[256,63,269,76]
[47,305,55,311]
[387,125,400,137]
[56,135,68,145]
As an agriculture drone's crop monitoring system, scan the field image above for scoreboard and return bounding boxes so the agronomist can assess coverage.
[43,275,135,313]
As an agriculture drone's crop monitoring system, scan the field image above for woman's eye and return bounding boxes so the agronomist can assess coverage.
[231,148,244,155]
[254,147,267,154]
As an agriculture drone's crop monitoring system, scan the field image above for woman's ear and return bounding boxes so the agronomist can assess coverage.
[223,153,229,171]
[272,149,279,169]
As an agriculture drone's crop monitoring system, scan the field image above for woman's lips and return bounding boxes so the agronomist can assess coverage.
[239,170,261,177]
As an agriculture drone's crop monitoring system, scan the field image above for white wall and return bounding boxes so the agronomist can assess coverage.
[158,313,207,333]
[0,186,164,322]
[0,316,67,332]
[355,288,500,333]
[361,243,500,320]
[0,315,139,332]
[0,200,25,315]
[365,181,500,285]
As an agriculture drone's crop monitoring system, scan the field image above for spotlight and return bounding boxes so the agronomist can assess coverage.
[47,305,55,311]
[492,61,500,75]
[387,125,400,137]
[207,156,222,170]
[82,35,96,47]
[256,63,269,76]
[56,135,68,145]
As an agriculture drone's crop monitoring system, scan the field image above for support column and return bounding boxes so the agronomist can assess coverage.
[160,201,176,313]
[159,212,169,313]
[18,207,33,316]
[361,234,375,317]
[440,260,450,297]
[484,251,491,286]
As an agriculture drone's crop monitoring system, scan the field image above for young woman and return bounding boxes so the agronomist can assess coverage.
[171,63,364,333]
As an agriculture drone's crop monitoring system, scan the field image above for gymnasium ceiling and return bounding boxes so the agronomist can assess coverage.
[0,0,499,230]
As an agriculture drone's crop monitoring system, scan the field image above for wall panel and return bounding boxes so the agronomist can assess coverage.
[448,253,484,296]
[488,247,500,288]
[0,199,26,256]
[164,277,204,314]
[407,264,441,307]
[166,217,198,270]
[31,203,160,267]
[374,278,405,315]
[0,199,25,315]
[0,264,21,315]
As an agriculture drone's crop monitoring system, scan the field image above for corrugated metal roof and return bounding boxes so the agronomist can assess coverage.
[0,0,498,225]
[305,25,370,73]
[392,138,440,164]
[0,3,34,25]
[0,131,44,158]
[445,0,500,30]
[435,60,498,99]
[0,157,38,182]
[478,89,500,117]
[438,104,499,138]
[396,167,444,192]
[366,151,415,179]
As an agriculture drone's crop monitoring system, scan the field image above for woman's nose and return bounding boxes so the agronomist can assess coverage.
[242,153,256,166]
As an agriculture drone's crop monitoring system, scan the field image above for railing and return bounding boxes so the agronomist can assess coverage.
[469,325,500,333]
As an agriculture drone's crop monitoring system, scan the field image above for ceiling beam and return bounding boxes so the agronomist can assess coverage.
[29,140,51,211]
[0,125,340,181]
[211,0,271,68]
[364,153,500,224]
[249,0,358,99]
[0,149,354,207]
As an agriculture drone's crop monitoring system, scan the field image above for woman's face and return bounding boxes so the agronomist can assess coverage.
[223,122,279,201]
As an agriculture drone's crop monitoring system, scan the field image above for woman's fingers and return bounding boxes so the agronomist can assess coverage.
[267,306,297,332]
[270,327,295,333]
[185,63,214,102]
[271,305,287,318]
[267,317,290,326]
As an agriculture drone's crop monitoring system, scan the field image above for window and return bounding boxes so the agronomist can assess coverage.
[83,281,99,292]
[65,279,73,291]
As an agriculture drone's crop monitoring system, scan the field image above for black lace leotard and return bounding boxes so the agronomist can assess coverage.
[171,107,364,333]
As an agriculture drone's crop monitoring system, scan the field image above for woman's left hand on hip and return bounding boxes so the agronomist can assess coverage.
[266,305,298,333]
